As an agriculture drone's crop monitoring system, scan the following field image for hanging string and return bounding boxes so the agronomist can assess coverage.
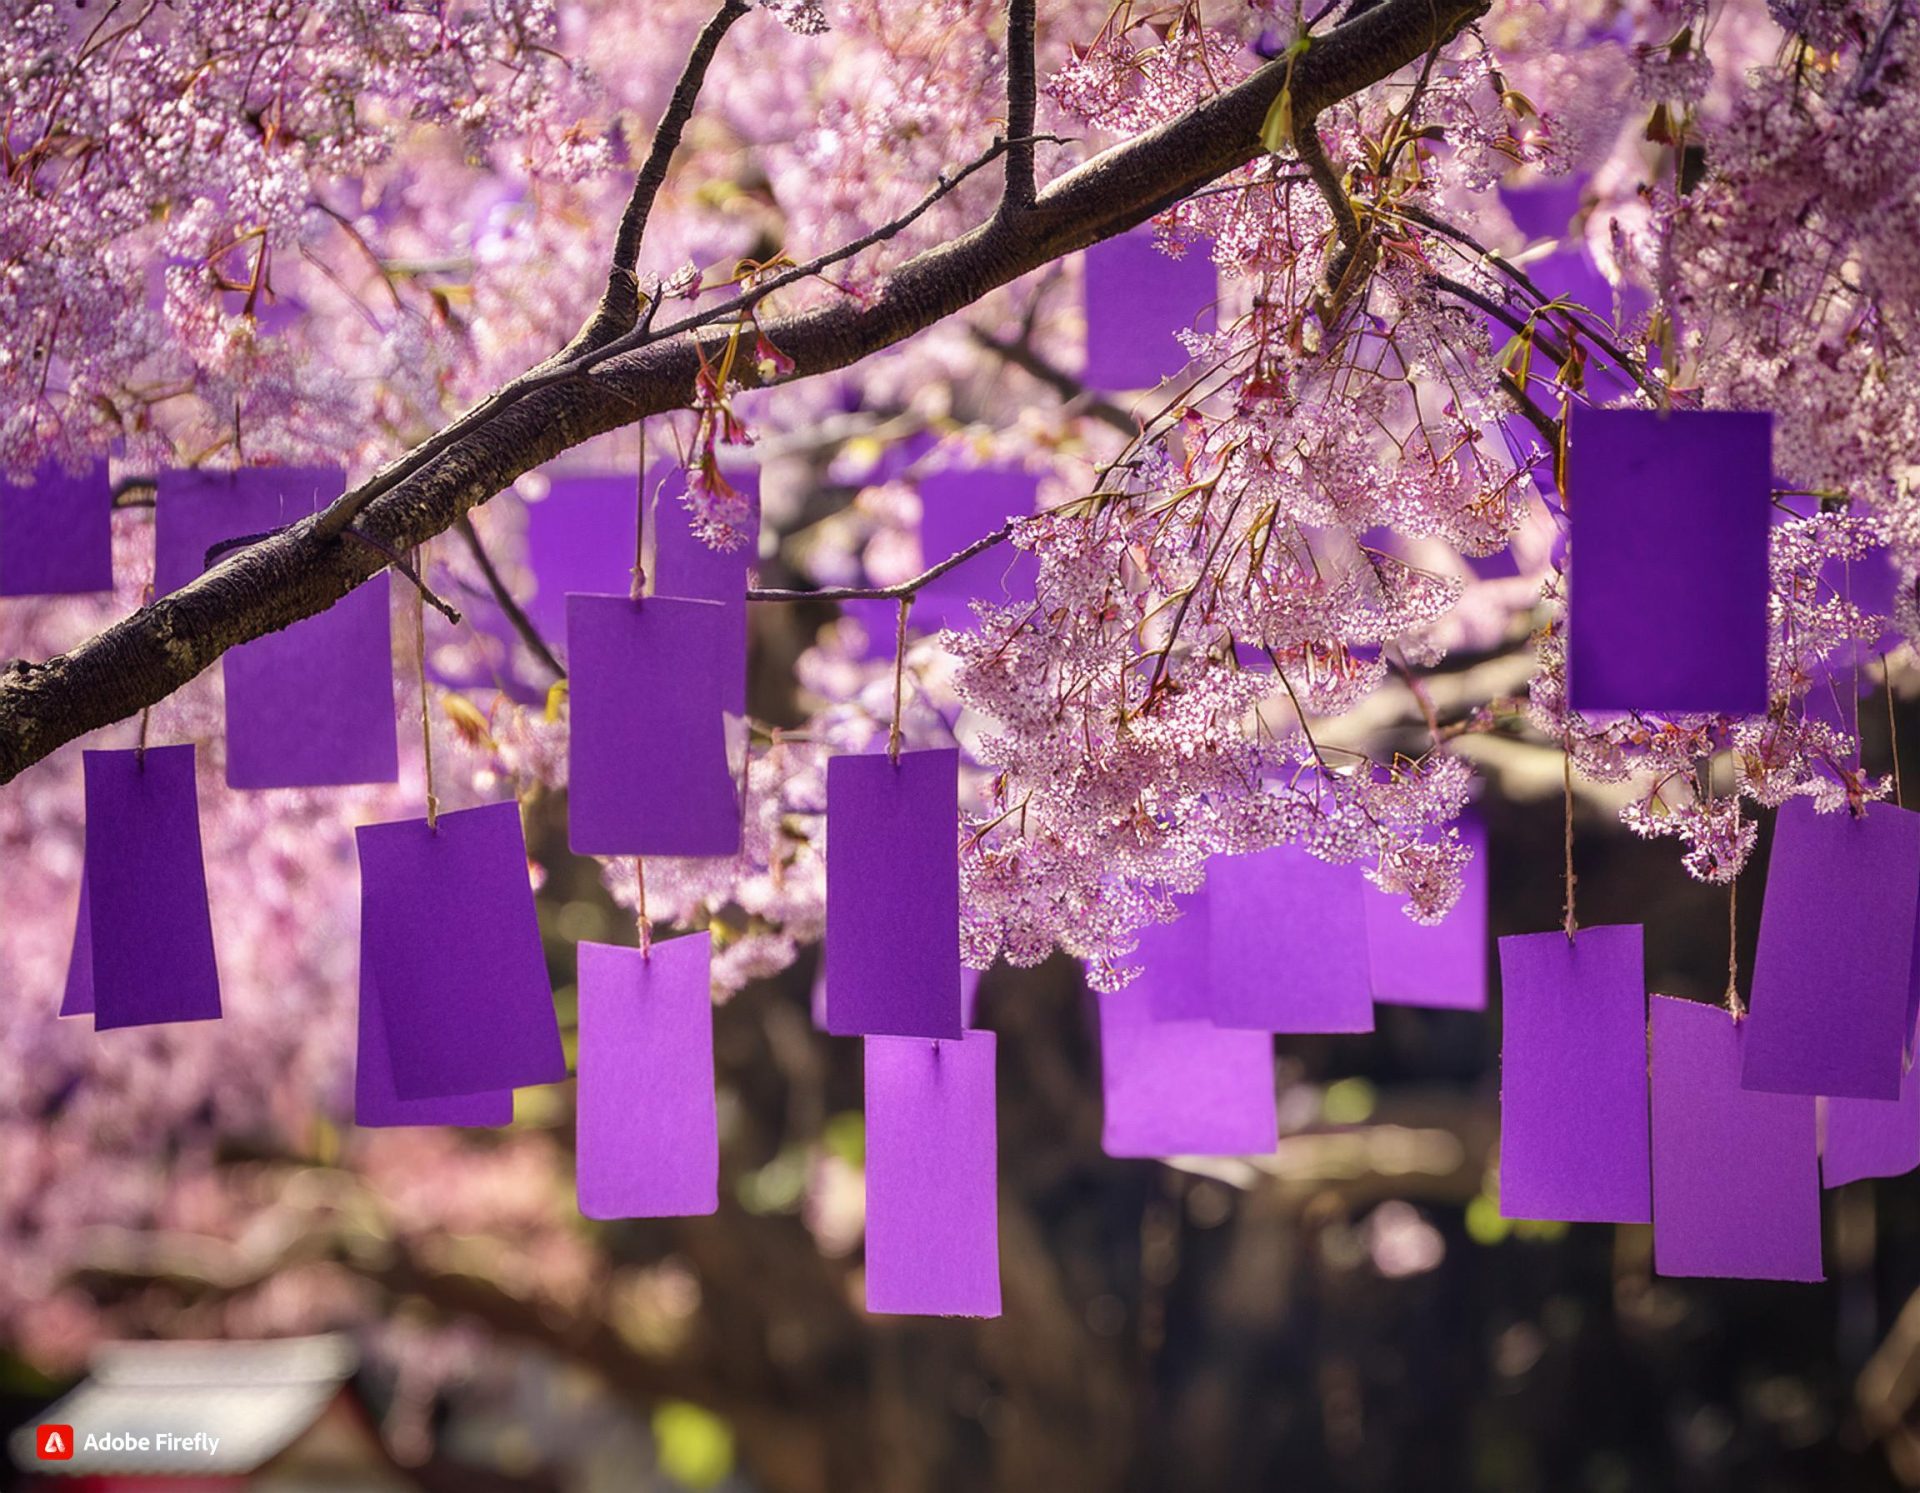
[1561,732,1578,941]
[1886,653,1903,808]
[414,543,439,831]
[1725,879,1744,1018]
[633,420,649,602]
[888,596,911,766]
[635,856,651,959]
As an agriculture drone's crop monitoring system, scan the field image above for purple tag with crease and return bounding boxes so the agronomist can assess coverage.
[650,464,759,717]
[1082,230,1217,391]
[1140,893,1212,1022]
[1743,799,1920,1100]
[1497,925,1651,1223]
[83,746,222,1029]
[913,465,1039,636]
[1652,996,1822,1280]
[864,1032,1000,1317]
[566,595,739,857]
[1366,820,1489,1011]
[1209,849,1374,1033]
[1098,983,1276,1158]
[0,460,113,596]
[356,933,513,1128]
[576,935,720,1218]
[357,800,568,1099]
[59,870,94,1017]
[1566,407,1771,715]
[523,475,638,641]
[825,749,963,1039]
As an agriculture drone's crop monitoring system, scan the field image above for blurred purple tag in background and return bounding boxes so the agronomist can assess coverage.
[576,934,719,1219]
[825,749,963,1040]
[0,460,114,596]
[1652,996,1822,1280]
[1082,229,1217,391]
[1098,983,1276,1158]
[912,465,1038,636]
[864,1032,1001,1317]
[523,474,637,640]
[1209,849,1374,1033]
[357,800,568,1100]
[83,746,223,1030]
[650,464,759,716]
[356,944,513,1129]
[1366,819,1488,1012]
[565,595,739,857]
[1823,1075,1920,1189]
[1566,408,1771,715]
[1743,799,1920,1100]
[1140,893,1211,1022]
[58,869,94,1017]
[1497,925,1651,1223]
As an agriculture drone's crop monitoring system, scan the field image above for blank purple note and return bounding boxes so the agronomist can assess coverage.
[1743,798,1920,1100]
[58,870,94,1017]
[825,749,963,1039]
[1497,925,1651,1223]
[0,460,114,596]
[1140,893,1212,1022]
[1366,821,1489,1011]
[864,1032,1000,1317]
[1082,229,1217,391]
[1651,996,1822,1280]
[565,595,739,857]
[1566,407,1771,715]
[356,942,513,1128]
[1823,1075,1920,1188]
[83,746,222,1030]
[357,800,569,1100]
[913,465,1039,636]
[1098,983,1276,1158]
[523,475,639,640]
[650,464,759,717]
[1209,848,1374,1033]
[576,935,720,1219]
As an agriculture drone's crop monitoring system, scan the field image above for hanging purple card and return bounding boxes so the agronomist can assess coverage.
[357,800,568,1099]
[1138,894,1212,1022]
[565,594,739,857]
[1366,820,1489,1011]
[154,467,342,598]
[1098,984,1276,1158]
[356,943,513,1129]
[825,749,963,1040]
[1743,798,1920,1100]
[83,746,222,1030]
[1566,407,1771,714]
[1497,925,1651,1223]
[59,870,93,1017]
[576,935,720,1218]
[1082,229,1217,391]
[864,1032,1000,1317]
[1651,996,1822,1280]
[0,460,114,596]
[651,464,759,716]
[1823,1076,1920,1188]
[523,474,638,640]
[913,465,1039,637]
[1208,849,1374,1033]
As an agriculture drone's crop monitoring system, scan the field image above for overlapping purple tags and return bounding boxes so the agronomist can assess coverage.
[576,934,719,1218]
[912,465,1039,636]
[650,464,759,716]
[825,749,963,1039]
[0,460,114,596]
[523,475,639,640]
[1497,925,1650,1223]
[356,800,568,1099]
[1651,996,1821,1280]
[566,595,738,857]
[864,1032,1000,1317]
[1366,821,1488,1011]
[356,929,513,1129]
[1098,982,1276,1158]
[1208,849,1374,1033]
[1082,229,1217,391]
[1566,408,1771,715]
[79,746,222,1030]
[1743,799,1920,1100]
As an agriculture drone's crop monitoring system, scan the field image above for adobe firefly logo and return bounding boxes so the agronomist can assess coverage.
[35,1424,74,1460]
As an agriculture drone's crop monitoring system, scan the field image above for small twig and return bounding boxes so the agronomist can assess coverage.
[345,530,462,626]
[747,521,1017,603]
[968,327,1138,433]
[1561,737,1578,941]
[455,517,564,678]
[1002,0,1038,212]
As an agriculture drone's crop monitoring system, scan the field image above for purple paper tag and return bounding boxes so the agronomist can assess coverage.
[0,460,114,596]
[1082,229,1218,391]
[356,800,569,1099]
[1823,1078,1920,1189]
[1566,407,1771,715]
[523,475,640,640]
[1209,848,1374,1033]
[1497,925,1651,1223]
[83,746,223,1030]
[1140,893,1212,1022]
[912,465,1039,636]
[565,594,739,857]
[1652,996,1822,1280]
[576,935,720,1219]
[650,464,759,717]
[155,467,343,598]
[1743,799,1920,1100]
[58,869,94,1017]
[825,749,963,1039]
[356,936,513,1128]
[864,1032,1001,1317]
[1098,984,1276,1158]
[1366,820,1488,1011]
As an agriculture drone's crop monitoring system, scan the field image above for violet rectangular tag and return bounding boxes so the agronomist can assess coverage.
[864,1032,1000,1317]
[522,474,640,640]
[825,749,963,1039]
[1497,925,1651,1223]
[650,464,758,716]
[1099,984,1276,1158]
[356,799,568,1099]
[566,594,739,856]
[1082,229,1217,391]
[1140,894,1212,1022]
[1208,849,1374,1032]
[1366,821,1489,1011]
[59,869,94,1017]
[1823,1078,1920,1188]
[356,942,513,1129]
[0,460,114,596]
[576,935,720,1218]
[913,465,1038,636]
[1743,798,1920,1099]
[83,746,222,1029]
[155,467,342,598]
[1651,996,1822,1280]
[1566,407,1771,714]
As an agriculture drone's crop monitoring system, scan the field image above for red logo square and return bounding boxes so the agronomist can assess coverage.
[35,1424,74,1460]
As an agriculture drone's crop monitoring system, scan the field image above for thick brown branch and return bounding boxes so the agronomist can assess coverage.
[1003,0,1038,211]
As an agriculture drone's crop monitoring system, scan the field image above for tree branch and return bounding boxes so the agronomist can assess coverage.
[748,520,1017,603]
[1003,0,1038,211]
[455,515,567,679]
